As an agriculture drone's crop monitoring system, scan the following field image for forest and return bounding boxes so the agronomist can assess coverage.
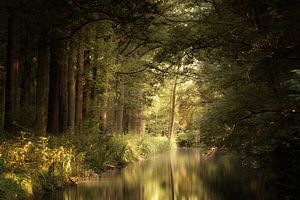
[0,0,299,199]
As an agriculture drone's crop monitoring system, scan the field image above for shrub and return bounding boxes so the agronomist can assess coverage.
[0,132,172,198]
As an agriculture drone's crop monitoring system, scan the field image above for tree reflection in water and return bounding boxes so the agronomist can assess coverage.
[43,149,269,200]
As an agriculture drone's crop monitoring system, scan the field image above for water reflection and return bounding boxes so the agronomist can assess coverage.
[43,149,269,200]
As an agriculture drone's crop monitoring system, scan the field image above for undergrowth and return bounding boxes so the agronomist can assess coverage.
[0,132,171,199]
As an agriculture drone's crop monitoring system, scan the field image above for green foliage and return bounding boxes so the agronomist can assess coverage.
[0,135,79,197]
[54,133,171,173]
[176,132,195,147]
[0,177,26,200]
[0,133,171,198]
[287,69,300,100]
[175,131,207,149]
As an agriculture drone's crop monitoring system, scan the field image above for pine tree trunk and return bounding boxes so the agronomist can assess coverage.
[68,38,77,135]
[82,50,90,120]
[99,77,108,133]
[137,110,145,134]
[75,38,84,133]
[0,66,5,132]
[116,78,124,133]
[4,14,19,132]
[59,41,68,132]
[47,42,61,134]
[20,32,32,108]
[35,40,49,136]
[90,65,97,101]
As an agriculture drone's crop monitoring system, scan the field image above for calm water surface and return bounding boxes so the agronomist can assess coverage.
[43,148,270,200]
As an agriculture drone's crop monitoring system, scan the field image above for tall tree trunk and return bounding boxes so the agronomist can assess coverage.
[90,64,97,101]
[75,38,84,133]
[68,38,77,134]
[168,77,177,138]
[99,76,108,134]
[47,42,61,134]
[20,32,33,108]
[35,39,49,136]
[59,41,68,132]
[123,106,129,134]
[82,50,90,120]
[0,67,5,132]
[5,14,19,132]
[116,77,124,133]
[137,110,145,134]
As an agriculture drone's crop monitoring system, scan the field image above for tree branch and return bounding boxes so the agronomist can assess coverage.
[115,67,148,76]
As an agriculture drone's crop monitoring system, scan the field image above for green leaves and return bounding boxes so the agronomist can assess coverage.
[286,69,300,99]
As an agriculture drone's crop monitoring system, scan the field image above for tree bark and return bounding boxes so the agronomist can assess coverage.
[35,39,49,136]
[99,75,108,134]
[4,14,19,132]
[47,42,61,134]
[75,38,84,133]
[0,67,5,132]
[116,77,124,133]
[168,77,177,138]
[82,50,90,120]
[59,41,68,132]
[90,64,97,101]
[20,32,33,108]
[68,38,77,135]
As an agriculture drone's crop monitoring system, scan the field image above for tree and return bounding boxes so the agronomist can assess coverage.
[75,35,84,133]
[167,77,177,138]
[68,37,77,135]
[59,40,68,132]
[4,13,20,132]
[47,41,63,134]
[35,39,49,136]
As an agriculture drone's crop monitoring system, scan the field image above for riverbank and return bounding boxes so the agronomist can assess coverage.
[0,133,172,199]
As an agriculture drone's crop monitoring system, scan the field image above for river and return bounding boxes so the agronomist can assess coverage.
[42,148,270,200]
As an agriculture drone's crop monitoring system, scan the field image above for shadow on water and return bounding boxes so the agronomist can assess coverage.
[41,149,270,200]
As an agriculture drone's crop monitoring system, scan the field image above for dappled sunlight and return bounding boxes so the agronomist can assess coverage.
[0,133,171,199]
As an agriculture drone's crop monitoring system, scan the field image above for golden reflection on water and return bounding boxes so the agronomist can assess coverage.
[44,149,268,200]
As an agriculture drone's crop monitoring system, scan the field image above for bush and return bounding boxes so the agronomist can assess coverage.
[176,131,196,147]
[0,132,172,198]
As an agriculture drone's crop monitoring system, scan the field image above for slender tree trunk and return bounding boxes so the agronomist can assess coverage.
[90,65,97,101]
[104,81,115,133]
[97,64,108,134]
[168,77,177,138]
[0,67,5,132]
[59,41,68,132]
[75,38,84,133]
[82,50,90,120]
[138,110,145,134]
[47,42,61,134]
[20,32,32,108]
[116,78,124,133]
[68,38,77,134]
[35,40,49,136]
[4,14,19,132]
[123,106,129,134]
[99,77,108,133]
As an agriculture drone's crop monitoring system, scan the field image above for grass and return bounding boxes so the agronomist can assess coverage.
[0,132,172,199]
